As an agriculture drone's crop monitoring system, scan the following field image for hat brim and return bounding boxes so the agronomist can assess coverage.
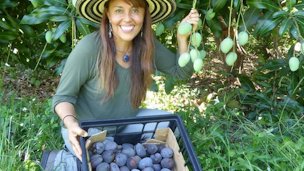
[76,0,176,24]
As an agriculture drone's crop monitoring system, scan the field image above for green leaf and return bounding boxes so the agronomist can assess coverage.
[49,15,69,22]
[247,0,280,11]
[242,8,260,29]
[206,19,222,38]
[211,0,228,12]
[20,25,35,37]
[164,76,175,94]
[254,19,277,36]
[293,11,304,19]
[149,80,159,92]
[45,0,67,7]
[5,13,19,28]
[21,6,70,25]
[287,0,297,10]
[295,18,304,30]
[234,0,240,9]
[290,26,300,39]
[176,2,192,10]
[42,48,56,58]
[30,0,44,8]
[295,3,304,10]
[0,0,17,9]
[0,19,11,30]
[34,6,69,16]
[76,17,99,28]
[279,18,292,36]
[20,15,49,25]
[238,75,256,92]
[53,20,71,40]
[0,32,17,43]
[257,59,285,71]
[272,10,288,19]
[164,10,185,30]
[75,18,91,36]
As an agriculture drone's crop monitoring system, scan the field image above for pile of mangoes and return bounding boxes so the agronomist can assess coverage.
[88,136,175,171]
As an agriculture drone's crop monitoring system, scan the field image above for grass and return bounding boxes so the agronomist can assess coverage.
[0,92,62,170]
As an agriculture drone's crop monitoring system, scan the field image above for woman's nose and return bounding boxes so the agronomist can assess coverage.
[123,12,132,21]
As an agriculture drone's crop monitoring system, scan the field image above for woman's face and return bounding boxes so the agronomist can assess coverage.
[107,0,145,43]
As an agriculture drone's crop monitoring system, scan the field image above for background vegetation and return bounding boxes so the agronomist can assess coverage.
[1,0,304,170]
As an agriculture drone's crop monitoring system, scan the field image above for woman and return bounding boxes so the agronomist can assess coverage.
[52,0,200,160]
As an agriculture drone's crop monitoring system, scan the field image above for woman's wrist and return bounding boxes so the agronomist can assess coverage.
[62,114,78,128]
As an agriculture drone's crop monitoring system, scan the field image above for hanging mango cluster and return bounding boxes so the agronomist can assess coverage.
[177,0,206,73]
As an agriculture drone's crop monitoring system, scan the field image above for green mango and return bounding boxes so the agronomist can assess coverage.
[220,37,234,54]
[178,22,192,35]
[238,31,249,46]
[45,31,52,44]
[190,49,200,62]
[289,57,300,71]
[190,32,202,47]
[178,52,191,67]
[225,51,237,66]
[193,58,204,72]
[301,42,304,54]
[199,49,207,59]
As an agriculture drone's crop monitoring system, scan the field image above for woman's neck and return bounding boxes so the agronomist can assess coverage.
[114,40,132,68]
[114,39,132,54]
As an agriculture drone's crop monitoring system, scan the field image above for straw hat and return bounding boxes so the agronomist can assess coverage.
[73,0,176,24]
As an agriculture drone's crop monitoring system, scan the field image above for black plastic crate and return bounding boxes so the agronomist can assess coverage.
[79,114,202,171]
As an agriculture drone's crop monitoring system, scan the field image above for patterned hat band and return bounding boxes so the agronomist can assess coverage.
[74,0,176,24]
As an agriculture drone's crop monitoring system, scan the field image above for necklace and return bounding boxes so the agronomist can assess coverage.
[116,47,131,63]
[122,54,130,62]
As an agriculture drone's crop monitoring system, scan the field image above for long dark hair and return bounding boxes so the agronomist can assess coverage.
[99,0,154,108]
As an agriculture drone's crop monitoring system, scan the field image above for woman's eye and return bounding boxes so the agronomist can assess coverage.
[131,8,139,14]
[115,9,123,14]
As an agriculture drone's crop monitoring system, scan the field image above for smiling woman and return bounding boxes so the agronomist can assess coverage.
[52,0,200,163]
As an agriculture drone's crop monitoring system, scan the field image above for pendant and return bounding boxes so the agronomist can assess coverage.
[123,54,130,62]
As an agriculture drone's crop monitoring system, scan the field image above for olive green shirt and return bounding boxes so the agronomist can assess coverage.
[52,31,193,122]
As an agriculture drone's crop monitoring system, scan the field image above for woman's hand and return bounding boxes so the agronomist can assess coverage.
[177,9,201,41]
[177,9,201,54]
[64,116,88,161]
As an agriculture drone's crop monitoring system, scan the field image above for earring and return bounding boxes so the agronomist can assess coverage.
[140,30,143,37]
[109,24,112,38]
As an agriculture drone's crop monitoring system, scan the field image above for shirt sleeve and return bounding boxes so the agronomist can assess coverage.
[153,38,193,80]
[52,32,100,113]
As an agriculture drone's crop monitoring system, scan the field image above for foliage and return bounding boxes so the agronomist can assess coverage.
[144,71,304,170]
[0,87,61,170]
[1,0,97,73]
[237,55,304,121]
[1,0,304,170]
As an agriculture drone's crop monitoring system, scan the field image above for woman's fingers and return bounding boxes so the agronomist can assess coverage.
[69,132,82,160]
[71,141,82,161]
[69,127,88,161]
[182,9,200,24]
[180,9,200,32]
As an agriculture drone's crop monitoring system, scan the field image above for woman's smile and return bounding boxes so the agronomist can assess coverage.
[120,25,135,33]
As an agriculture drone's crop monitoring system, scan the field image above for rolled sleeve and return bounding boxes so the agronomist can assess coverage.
[52,95,77,113]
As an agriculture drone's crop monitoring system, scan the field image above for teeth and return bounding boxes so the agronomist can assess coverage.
[121,26,134,32]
